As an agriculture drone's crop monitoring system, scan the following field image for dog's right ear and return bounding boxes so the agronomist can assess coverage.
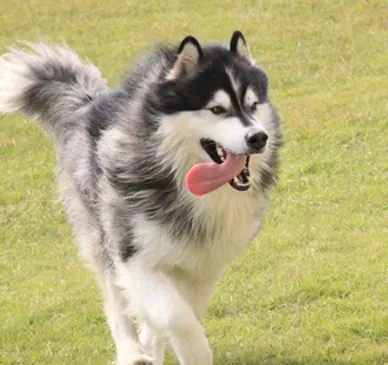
[166,36,202,80]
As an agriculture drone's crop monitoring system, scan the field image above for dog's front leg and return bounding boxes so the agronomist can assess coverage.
[100,272,153,365]
[139,323,165,365]
[117,260,213,365]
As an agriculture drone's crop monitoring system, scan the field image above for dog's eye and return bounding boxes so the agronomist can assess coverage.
[209,106,226,115]
[250,101,258,112]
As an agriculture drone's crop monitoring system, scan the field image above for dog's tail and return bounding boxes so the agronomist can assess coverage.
[0,43,108,134]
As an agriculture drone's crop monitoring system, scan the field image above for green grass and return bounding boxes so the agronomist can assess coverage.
[1,0,387,364]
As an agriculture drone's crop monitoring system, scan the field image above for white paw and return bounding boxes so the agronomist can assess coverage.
[131,354,153,365]
[117,353,154,365]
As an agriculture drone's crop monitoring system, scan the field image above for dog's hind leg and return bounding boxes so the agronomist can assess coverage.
[62,188,151,365]
[118,260,213,365]
[101,273,153,365]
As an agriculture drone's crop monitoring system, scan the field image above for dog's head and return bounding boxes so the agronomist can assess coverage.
[156,31,280,196]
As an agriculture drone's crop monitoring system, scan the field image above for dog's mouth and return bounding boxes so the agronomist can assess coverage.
[185,138,252,196]
[200,139,251,191]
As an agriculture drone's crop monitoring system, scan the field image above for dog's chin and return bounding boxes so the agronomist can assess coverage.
[200,138,252,192]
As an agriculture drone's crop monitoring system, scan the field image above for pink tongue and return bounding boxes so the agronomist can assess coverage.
[186,152,245,196]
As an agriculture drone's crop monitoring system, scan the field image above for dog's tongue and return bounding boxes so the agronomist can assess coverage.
[186,151,245,196]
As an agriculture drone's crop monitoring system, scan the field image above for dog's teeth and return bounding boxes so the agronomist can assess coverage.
[216,145,226,162]
[216,146,223,156]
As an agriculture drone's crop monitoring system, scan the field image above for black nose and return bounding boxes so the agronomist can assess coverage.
[246,131,268,151]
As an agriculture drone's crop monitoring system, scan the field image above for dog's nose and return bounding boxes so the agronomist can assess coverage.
[245,131,268,151]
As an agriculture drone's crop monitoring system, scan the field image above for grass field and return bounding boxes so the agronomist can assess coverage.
[1,0,387,364]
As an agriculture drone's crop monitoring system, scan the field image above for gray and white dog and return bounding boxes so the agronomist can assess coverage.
[0,31,282,365]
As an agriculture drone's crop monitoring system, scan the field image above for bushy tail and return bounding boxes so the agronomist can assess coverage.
[0,43,108,133]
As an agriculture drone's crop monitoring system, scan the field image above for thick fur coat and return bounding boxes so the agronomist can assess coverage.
[0,31,282,365]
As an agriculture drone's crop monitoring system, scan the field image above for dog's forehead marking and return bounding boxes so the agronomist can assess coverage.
[244,87,258,105]
[207,90,231,109]
[226,68,240,96]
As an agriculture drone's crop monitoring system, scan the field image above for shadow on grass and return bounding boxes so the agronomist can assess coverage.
[212,350,384,365]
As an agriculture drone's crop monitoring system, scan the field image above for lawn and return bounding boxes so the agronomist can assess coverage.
[0,0,387,364]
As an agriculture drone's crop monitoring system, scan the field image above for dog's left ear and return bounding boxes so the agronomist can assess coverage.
[230,30,254,64]
[167,36,203,80]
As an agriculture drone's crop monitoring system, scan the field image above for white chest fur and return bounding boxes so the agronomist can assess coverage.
[132,184,268,277]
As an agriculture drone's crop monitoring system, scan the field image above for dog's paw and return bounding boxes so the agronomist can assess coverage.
[116,354,153,365]
[130,354,153,365]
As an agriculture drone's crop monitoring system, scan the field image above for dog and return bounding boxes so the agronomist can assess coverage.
[0,31,282,365]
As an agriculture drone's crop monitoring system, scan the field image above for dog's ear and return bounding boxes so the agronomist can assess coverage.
[230,30,254,64]
[167,36,202,80]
